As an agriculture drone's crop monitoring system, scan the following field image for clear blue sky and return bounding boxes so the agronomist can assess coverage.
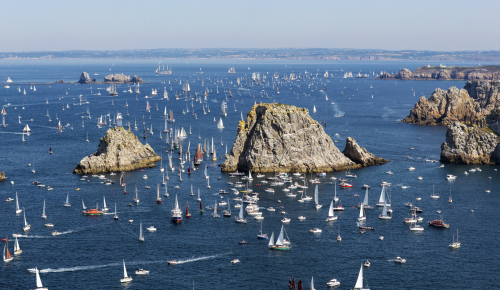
[2,0,500,52]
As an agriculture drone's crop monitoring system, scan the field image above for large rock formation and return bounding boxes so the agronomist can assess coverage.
[343,137,388,167]
[221,103,387,173]
[378,65,500,81]
[78,72,92,84]
[73,127,161,174]
[130,75,144,83]
[440,122,500,164]
[0,172,5,182]
[104,74,130,83]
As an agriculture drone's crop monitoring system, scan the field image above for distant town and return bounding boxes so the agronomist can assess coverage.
[2,48,500,62]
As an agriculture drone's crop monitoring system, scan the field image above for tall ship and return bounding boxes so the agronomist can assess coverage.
[194,143,203,165]
[109,83,118,96]
[228,67,236,74]
[155,62,173,74]
[171,194,183,223]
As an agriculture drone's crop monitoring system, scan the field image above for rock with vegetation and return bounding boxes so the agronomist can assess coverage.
[440,122,500,164]
[0,172,5,182]
[377,65,500,81]
[221,103,386,173]
[78,72,92,84]
[73,127,161,174]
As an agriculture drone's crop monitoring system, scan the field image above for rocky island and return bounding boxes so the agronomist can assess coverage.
[73,127,161,174]
[378,65,500,81]
[221,103,387,173]
[0,172,5,182]
[77,72,144,84]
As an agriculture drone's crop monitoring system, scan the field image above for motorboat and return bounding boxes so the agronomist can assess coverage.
[231,259,240,264]
[364,260,370,267]
[147,226,157,232]
[309,228,322,233]
[327,278,340,287]
[51,230,62,236]
[45,223,54,227]
[394,256,406,263]
[298,216,306,220]
[167,260,179,265]
[135,269,150,275]
[281,218,291,223]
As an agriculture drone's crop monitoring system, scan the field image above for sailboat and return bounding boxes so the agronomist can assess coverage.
[64,194,71,207]
[333,182,339,202]
[354,264,370,290]
[449,229,461,249]
[114,202,118,220]
[171,194,183,222]
[3,239,13,262]
[156,184,162,203]
[197,188,201,202]
[361,188,373,209]
[236,202,246,223]
[379,200,391,219]
[326,200,338,221]
[257,221,268,239]
[186,201,191,218]
[376,185,388,207]
[313,105,316,113]
[120,260,133,283]
[15,192,22,214]
[449,187,453,203]
[82,199,87,210]
[311,276,315,290]
[358,204,366,221]
[23,209,31,231]
[217,118,224,129]
[31,268,48,290]
[314,185,322,209]
[139,221,145,242]
[13,236,22,255]
[212,200,220,218]
[41,199,47,219]
[133,186,140,203]
[268,225,291,250]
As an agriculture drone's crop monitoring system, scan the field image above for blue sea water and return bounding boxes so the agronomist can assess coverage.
[0,59,499,289]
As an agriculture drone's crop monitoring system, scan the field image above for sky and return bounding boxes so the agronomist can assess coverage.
[2,0,500,52]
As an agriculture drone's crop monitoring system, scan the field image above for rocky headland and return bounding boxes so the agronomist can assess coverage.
[403,81,500,126]
[221,103,387,173]
[73,127,161,174]
[378,66,500,81]
[77,72,144,84]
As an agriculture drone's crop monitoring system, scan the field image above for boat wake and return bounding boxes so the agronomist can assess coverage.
[176,253,225,264]
[13,234,49,239]
[39,263,120,273]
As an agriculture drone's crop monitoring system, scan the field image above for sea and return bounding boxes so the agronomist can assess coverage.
[0,59,499,289]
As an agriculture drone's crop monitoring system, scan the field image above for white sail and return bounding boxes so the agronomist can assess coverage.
[65,194,69,204]
[35,268,44,288]
[314,185,319,205]
[239,203,244,219]
[276,225,284,246]
[24,210,28,227]
[354,265,364,289]
[378,185,386,204]
[382,201,388,216]
[140,221,143,239]
[103,196,107,209]
[311,277,315,290]
[268,232,275,247]
[14,237,19,252]
[123,260,128,278]
[363,188,369,206]
[359,204,364,218]
[175,194,179,210]
[42,199,46,217]
[16,192,20,212]
[328,200,334,217]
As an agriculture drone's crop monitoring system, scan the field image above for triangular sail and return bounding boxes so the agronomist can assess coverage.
[363,188,369,206]
[328,200,334,217]
[16,192,20,211]
[359,204,364,218]
[239,203,244,219]
[268,232,275,246]
[42,199,46,216]
[276,225,284,246]
[175,194,179,209]
[314,185,319,205]
[103,196,106,208]
[36,268,44,288]
[354,265,364,289]
[14,237,20,252]
[311,277,314,290]
[382,201,388,216]
[140,221,143,238]
[379,185,386,204]
[123,260,128,278]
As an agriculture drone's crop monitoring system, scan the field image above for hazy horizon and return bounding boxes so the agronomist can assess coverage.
[3,0,500,52]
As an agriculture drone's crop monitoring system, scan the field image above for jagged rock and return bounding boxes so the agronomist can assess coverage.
[0,172,5,182]
[78,72,91,84]
[130,75,144,83]
[440,122,500,164]
[104,74,130,83]
[73,127,161,174]
[55,79,65,83]
[342,137,388,167]
[393,68,412,80]
[221,103,386,173]
[403,86,484,126]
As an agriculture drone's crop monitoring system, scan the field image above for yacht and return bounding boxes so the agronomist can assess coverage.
[135,269,150,275]
[327,278,340,287]
[394,256,406,263]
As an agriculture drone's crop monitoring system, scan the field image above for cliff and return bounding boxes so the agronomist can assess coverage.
[440,122,500,164]
[403,81,500,126]
[221,103,387,173]
[73,127,161,174]
[378,66,500,81]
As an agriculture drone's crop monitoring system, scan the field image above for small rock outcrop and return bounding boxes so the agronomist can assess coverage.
[0,172,5,182]
[221,104,386,173]
[73,127,161,174]
[130,75,144,83]
[104,74,130,83]
[343,137,388,167]
[440,122,500,164]
[78,72,92,84]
